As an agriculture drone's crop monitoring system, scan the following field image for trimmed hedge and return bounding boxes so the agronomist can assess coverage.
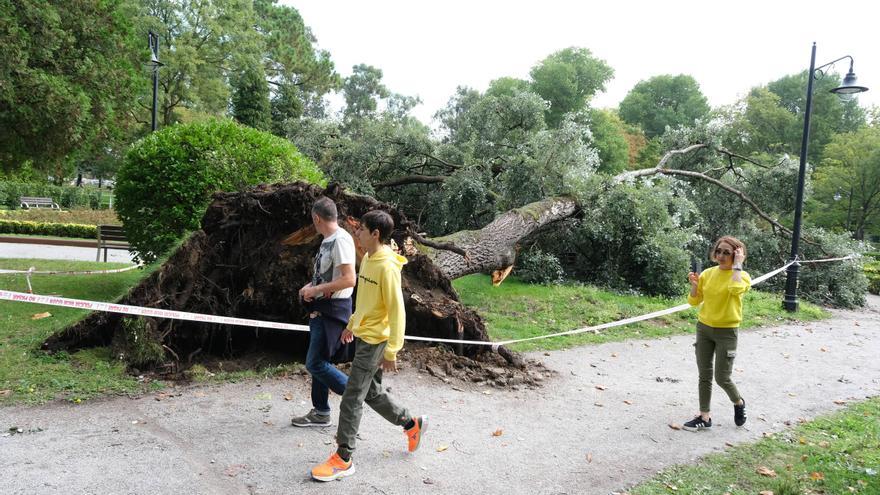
[0,219,97,238]
[864,260,880,295]
[116,118,324,264]
[0,182,104,209]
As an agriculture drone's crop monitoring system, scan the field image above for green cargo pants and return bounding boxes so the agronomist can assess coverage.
[336,338,410,460]
[695,321,742,412]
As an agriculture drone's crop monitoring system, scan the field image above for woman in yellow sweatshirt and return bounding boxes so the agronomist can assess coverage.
[683,236,751,431]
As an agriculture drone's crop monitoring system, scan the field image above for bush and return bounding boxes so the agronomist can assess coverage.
[864,260,880,295]
[0,208,119,226]
[0,219,96,238]
[517,249,565,284]
[539,178,698,297]
[116,119,325,263]
[0,181,102,209]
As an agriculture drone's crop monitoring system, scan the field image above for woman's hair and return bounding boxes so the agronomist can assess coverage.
[710,235,747,261]
[362,210,394,244]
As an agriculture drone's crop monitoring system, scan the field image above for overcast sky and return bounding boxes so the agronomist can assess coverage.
[286,0,878,125]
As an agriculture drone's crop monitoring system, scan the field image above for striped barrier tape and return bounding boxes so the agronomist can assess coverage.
[0,255,856,348]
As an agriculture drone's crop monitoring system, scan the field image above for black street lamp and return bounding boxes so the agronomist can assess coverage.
[782,42,868,312]
[148,31,163,132]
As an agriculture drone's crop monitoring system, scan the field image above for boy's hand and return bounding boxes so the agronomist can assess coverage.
[341,329,354,344]
[380,358,397,372]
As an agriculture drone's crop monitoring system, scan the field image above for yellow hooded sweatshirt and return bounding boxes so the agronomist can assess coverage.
[347,246,408,361]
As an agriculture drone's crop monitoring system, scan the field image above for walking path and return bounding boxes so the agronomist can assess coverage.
[2,297,878,494]
[0,239,136,263]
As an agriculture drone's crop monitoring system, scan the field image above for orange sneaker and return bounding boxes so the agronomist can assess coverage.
[311,452,355,482]
[405,415,428,452]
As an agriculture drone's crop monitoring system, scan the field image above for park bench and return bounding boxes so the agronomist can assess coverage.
[20,196,60,209]
[96,225,130,262]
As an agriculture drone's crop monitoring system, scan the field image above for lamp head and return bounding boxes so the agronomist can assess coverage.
[830,64,868,98]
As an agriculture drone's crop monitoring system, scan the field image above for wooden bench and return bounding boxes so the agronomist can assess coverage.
[20,196,60,209]
[96,225,130,262]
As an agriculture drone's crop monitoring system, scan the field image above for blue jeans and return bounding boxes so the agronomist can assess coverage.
[306,316,349,415]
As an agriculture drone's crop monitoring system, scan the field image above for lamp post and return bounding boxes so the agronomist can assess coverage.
[148,31,163,132]
[782,42,868,312]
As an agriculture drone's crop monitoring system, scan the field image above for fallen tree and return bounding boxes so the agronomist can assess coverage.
[42,182,523,370]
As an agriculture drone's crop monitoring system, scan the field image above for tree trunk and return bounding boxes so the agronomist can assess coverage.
[426,196,579,280]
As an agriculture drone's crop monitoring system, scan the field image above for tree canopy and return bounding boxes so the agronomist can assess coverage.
[618,74,710,138]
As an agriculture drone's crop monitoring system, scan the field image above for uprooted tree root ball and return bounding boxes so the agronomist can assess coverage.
[42,182,525,381]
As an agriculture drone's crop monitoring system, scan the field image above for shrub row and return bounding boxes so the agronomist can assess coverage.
[0,219,97,238]
[864,260,880,295]
[0,182,106,209]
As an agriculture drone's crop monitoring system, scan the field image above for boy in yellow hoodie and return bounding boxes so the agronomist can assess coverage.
[311,210,427,482]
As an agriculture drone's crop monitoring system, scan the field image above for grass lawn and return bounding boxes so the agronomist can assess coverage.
[628,397,880,494]
[452,274,829,352]
[0,258,159,405]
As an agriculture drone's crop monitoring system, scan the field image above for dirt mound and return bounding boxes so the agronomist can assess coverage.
[42,182,521,373]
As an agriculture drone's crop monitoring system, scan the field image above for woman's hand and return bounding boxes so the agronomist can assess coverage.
[688,271,699,287]
[733,247,745,266]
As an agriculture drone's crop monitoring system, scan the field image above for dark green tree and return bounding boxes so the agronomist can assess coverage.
[232,64,272,131]
[0,0,139,179]
[618,74,710,138]
[529,47,614,128]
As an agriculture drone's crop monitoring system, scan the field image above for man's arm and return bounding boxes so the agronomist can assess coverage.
[301,263,355,299]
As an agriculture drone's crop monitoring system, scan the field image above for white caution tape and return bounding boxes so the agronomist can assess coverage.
[0,256,857,348]
[0,265,141,275]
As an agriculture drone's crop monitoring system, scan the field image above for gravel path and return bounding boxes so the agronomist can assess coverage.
[2,298,879,495]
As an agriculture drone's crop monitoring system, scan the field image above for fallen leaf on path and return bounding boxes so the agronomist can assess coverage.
[31,312,52,320]
[820,347,828,352]
[756,466,777,477]
[798,437,807,444]
[788,393,797,397]
[283,392,293,401]
[492,429,503,437]
[759,491,774,495]
[623,400,632,405]
[595,385,607,391]
[610,353,618,358]
[482,390,492,395]
[818,441,830,448]
[0,390,10,397]
[834,399,847,405]
[809,472,825,481]
[423,478,435,485]
[263,420,273,426]
[436,444,449,452]
[594,402,604,407]
[724,442,735,448]
[586,453,593,463]
[668,423,682,430]
[664,483,678,491]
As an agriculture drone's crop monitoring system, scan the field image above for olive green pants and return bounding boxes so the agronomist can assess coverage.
[695,321,742,412]
[336,338,410,460]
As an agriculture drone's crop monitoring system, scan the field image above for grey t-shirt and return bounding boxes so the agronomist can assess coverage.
[312,228,356,299]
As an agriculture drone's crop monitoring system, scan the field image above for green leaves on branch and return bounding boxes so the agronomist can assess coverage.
[115,119,324,264]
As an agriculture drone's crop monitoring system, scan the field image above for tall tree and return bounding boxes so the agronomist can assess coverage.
[588,109,629,174]
[529,47,613,128]
[232,63,271,131]
[618,74,710,138]
[0,0,139,179]
[810,126,880,239]
[342,64,390,122]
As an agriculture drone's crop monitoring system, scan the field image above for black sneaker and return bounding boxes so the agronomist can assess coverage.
[291,409,331,427]
[682,415,712,431]
[734,399,747,426]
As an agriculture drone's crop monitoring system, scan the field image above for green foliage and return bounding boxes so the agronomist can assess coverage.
[529,47,614,127]
[0,182,103,209]
[115,119,324,263]
[0,0,139,173]
[810,126,880,239]
[112,317,165,369]
[588,109,629,174]
[343,64,391,121]
[538,178,698,296]
[618,74,711,138]
[863,259,880,295]
[231,64,272,131]
[0,219,96,238]
[516,249,565,285]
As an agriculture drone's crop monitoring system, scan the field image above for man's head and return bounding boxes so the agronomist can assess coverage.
[311,197,338,236]
[357,210,394,250]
